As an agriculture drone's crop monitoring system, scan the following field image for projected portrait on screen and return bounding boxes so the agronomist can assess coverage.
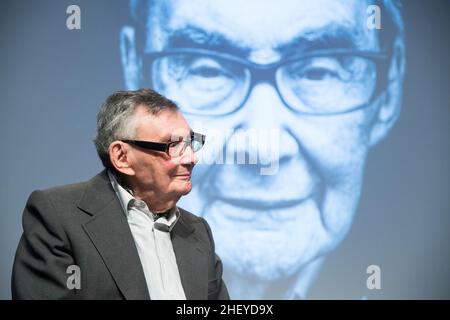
[120,0,405,299]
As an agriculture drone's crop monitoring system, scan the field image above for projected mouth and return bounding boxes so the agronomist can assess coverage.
[215,196,308,210]
[203,196,318,224]
[199,158,319,222]
[203,173,316,211]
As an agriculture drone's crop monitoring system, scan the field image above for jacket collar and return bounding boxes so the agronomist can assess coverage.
[77,170,206,300]
[78,170,150,299]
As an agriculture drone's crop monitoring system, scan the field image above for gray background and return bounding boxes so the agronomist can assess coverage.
[1,0,449,299]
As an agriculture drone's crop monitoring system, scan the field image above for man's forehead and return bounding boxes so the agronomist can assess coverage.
[134,108,190,141]
[145,0,377,56]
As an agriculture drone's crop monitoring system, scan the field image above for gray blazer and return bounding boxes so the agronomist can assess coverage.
[12,170,229,300]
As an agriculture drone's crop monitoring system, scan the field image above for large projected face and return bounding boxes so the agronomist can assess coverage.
[121,0,405,298]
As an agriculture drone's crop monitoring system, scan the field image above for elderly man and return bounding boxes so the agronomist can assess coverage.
[12,88,229,300]
[120,0,406,298]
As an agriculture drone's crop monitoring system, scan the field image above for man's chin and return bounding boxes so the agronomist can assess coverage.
[175,181,193,196]
[202,198,330,282]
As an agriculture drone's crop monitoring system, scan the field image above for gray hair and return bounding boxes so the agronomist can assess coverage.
[94,88,179,169]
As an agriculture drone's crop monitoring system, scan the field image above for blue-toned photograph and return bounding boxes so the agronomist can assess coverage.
[1,0,449,300]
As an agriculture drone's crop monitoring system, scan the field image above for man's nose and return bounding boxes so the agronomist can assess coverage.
[179,144,197,165]
[232,83,300,161]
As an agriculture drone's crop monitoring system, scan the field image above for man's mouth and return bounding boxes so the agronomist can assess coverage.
[201,174,317,212]
[203,196,318,224]
[174,173,192,180]
[197,160,320,222]
[212,196,310,210]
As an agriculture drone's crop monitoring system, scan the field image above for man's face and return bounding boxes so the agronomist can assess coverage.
[126,107,197,208]
[124,0,397,283]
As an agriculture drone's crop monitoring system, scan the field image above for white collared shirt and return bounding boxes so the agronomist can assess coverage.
[108,171,186,300]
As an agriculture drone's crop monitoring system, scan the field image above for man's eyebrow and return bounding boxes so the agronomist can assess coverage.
[162,129,193,142]
[277,24,366,54]
[163,23,369,58]
[165,26,248,57]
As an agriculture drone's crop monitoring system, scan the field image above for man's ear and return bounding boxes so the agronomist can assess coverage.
[369,37,406,147]
[120,26,141,90]
[109,141,135,176]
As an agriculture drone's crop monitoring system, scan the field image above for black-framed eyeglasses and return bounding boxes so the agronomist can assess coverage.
[143,47,389,116]
[121,131,205,157]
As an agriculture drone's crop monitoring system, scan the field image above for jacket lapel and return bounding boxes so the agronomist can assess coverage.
[171,211,208,300]
[78,171,150,300]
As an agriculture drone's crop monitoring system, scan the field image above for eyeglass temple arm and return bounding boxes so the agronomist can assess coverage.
[121,140,169,152]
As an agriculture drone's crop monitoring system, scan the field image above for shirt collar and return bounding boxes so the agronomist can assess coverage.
[107,170,180,232]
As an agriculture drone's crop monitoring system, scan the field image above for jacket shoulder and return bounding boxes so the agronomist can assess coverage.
[27,171,109,211]
[31,180,89,206]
